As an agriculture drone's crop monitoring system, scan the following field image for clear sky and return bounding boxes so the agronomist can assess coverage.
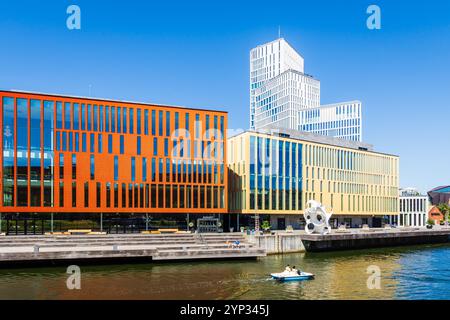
[0,0,449,194]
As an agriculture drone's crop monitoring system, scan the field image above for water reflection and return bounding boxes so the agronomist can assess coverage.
[0,244,449,300]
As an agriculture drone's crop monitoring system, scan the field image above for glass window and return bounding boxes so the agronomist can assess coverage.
[98,134,103,153]
[220,116,224,139]
[164,138,169,157]
[59,182,64,207]
[174,112,179,137]
[117,107,122,133]
[142,157,147,182]
[96,182,101,208]
[185,113,189,132]
[153,137,158,156]
[205,115,210,138]
[144,110,149,135]
[30,100,41,151]
[195,114,200,139]
[81,104,86,130]
[131,157,136,181]
[151,110,156,135]
[62,132,67,151]
[56,102,63,129]
[73,103,80,130]
[137,136,141,155]
[56,132,60,151]
[105,106,110,133]
[64,102,71,129]
[151,158,156,182]
[120,135,124,154]
[110,106,115,133]
[99,105,103,132]
[122,107,127,134]
[129,108,134,134]
[72,182,77,208]
[93,105,98,131]
[17,99,28,207]
[165,111,170,136]
[72,154,77,180]
[84,182,89,207]
[69,132,73,152]
[108,134,113,154]
[17,98,28,151]
[106,182,111,208]
[137,109,141,134]
[2,97,15,206]
[87,104,92,131]
[75,132,79,152]
[90,133,95,152]
[158,111,163,136]
[114,156,119,181]
[90,154,95,180]
[82,133,87,152]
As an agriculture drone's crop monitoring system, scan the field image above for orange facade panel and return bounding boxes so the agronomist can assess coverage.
[0,90,228,214]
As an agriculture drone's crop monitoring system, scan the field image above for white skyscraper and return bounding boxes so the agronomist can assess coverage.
[250,38,307,129]
[249,38,363,142]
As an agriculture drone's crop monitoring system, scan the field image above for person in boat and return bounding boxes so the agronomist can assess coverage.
[292,266,298,274]
[284,265,292,272]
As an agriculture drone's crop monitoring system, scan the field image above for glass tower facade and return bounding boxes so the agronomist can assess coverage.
[228,131,399,218]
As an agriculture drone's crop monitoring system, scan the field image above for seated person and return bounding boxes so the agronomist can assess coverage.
[284,265,292,272]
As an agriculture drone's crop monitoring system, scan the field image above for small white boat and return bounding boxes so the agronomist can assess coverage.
[271,271,315,281]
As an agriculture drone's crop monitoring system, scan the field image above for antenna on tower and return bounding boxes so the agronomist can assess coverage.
[278,26,281,38]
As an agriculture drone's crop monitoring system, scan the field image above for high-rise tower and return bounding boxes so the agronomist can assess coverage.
[249,38,362,142]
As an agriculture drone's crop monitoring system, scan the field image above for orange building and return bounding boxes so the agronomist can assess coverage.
[428,206,444,224]
[0,90,227,232]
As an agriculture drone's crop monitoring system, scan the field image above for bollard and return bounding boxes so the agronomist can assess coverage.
[34,245,40,254]
[113,244,119,251]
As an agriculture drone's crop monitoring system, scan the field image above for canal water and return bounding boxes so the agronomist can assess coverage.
[1,243,450,300]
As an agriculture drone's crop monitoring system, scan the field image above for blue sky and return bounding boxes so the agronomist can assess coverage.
[0,0,449,193]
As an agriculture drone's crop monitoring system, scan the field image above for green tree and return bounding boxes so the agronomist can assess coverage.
[261,220,271,231]
[437,203,450,222]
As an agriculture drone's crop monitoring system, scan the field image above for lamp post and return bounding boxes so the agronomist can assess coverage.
[254,202,260,233]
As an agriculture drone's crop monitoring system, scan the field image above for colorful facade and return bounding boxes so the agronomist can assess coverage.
[0,91,227,215]
[228,130,399,228]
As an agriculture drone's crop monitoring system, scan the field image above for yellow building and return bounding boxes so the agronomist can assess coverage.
[227,129,399,229]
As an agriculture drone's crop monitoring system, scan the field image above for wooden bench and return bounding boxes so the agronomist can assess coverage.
[141,230,162,234]
[158,228,179,234]
[45,232,70,236]
[336,225,350,233]
[68,229,92,235]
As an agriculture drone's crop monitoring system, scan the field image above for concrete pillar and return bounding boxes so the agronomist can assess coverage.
[100,213,103,232]
[146,213,149,231]
[51,213,54,233]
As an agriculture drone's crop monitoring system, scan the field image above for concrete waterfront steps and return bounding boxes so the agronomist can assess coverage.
[0,233,264,265]
[153,248,266,260]
[0,233,247,246]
